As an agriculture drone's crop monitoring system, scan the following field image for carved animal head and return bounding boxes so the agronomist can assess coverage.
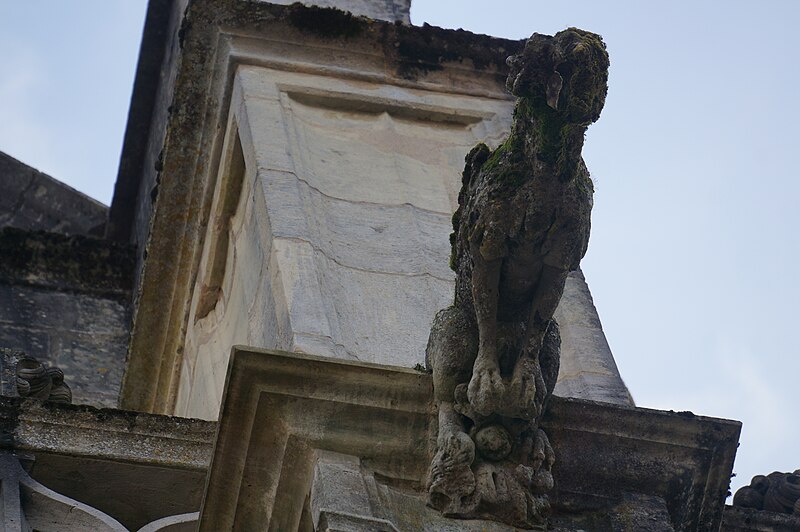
[506,28,609,125]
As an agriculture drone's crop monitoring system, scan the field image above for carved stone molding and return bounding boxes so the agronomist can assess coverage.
[1,350,71,404]
[6,399,213,471]
[199,346,434,531]
[723,504,800,532]
[543,399,740,531]
[0,397,213,530]
[727,469,800,530]
[198,347,739,531]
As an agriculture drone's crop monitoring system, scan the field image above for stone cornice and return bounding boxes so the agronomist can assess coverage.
[0,397,214,471]
[199,347,740,530]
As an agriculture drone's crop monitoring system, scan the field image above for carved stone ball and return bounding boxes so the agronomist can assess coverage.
[474,425,512,462]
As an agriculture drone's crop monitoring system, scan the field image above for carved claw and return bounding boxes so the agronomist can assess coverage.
[467,363,505,417]
[428,431,477,514]
[509,360,538,418]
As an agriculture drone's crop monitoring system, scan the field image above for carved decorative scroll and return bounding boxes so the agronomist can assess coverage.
[734,470,800,517]
[0,453,126,531]
[15,356,72,404]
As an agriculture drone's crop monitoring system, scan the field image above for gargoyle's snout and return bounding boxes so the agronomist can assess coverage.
[506,48,564,111]
[504,33,554,100]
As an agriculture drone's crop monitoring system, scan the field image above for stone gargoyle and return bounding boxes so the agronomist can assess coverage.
[425,28,609,528]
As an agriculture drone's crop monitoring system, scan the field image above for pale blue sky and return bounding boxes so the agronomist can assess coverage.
[0,1,144,201]
[1,0,797,500]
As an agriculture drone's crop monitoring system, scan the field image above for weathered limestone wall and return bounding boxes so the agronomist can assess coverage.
[176,63,631,419]
[115,2,631,416]
[0,229,134,407]
[176,66,513,418]
[0,151,106,237]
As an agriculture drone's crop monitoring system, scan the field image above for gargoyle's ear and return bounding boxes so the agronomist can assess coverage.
[546,72,563,110]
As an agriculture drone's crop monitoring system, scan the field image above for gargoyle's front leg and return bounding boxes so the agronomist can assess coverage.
[426,305,479,513]
[467,245,505,416]
[522,264,569,356]
[511,265,569,412]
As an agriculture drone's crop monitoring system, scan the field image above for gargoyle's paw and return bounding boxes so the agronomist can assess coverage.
[467,367,505,416]
[509,374,537,417]
[524,494,551,526]
[437,430,476,464]
[530,468,554,494]
[427,444,477,514]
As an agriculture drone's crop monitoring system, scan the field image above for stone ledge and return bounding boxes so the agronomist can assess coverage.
[199,347,740,531]
[0,396,214,530]
[543,397,740,530]
[0,397,214,470]
[0,350,739,530]
[722,505,800,532]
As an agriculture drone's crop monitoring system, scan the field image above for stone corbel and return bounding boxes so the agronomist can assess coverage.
[198,347,435,531]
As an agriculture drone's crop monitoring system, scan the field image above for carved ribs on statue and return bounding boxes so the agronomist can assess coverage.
[426,28,609,528]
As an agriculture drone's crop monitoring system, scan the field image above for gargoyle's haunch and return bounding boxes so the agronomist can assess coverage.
[426,28,609,528]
